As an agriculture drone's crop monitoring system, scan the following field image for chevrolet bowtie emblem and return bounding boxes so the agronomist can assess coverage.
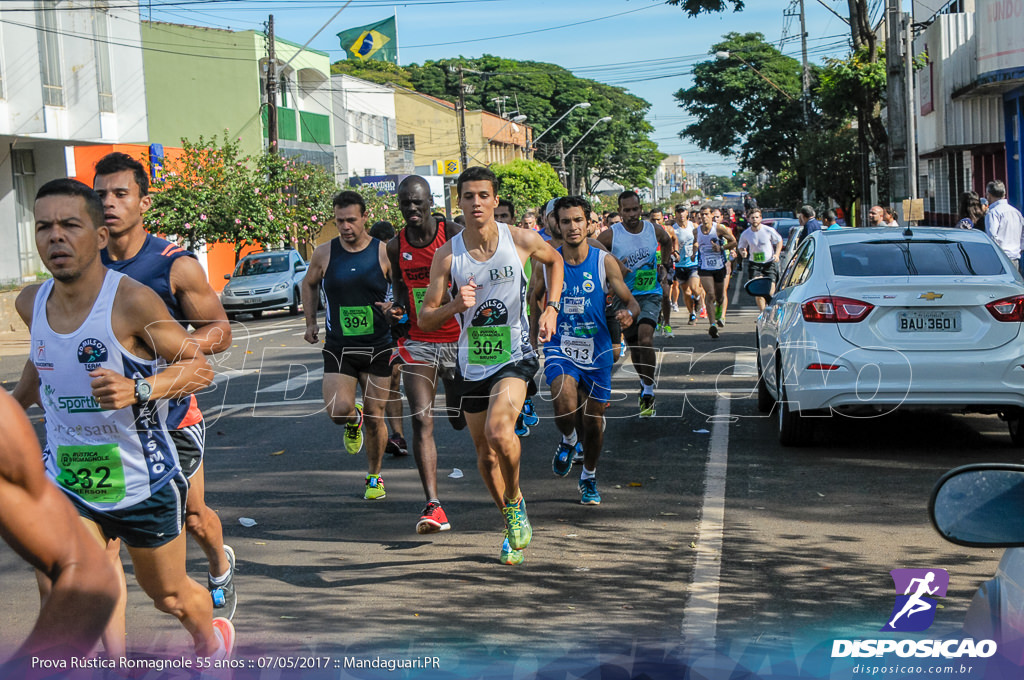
[919,292,943,301]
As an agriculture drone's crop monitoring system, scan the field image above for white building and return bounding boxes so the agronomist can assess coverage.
[653,154,687,205]
[331,74,399,181]
[0,0,149,283]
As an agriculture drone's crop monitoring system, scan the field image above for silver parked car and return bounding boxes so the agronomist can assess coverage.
[221,250,308,319]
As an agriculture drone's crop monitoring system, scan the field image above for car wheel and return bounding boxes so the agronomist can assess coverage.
[226,312,236,321]
[1008,410,1024,445]
[251,310,263,320]
[777,354,812,446]
[289,288,300,316]
[756,350,775,414]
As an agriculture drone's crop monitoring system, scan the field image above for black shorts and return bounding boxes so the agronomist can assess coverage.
[457,356,540,415]
[675,266,699,282]
[746,260,780,284]
[170,421,205,479]
[323,344,392,378]
[699,267,728,283]
[67,473,189,549]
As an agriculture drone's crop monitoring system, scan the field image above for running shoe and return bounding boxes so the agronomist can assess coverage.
[638,393,656,418]
[385,433,409,457]
[579,477,602,505]
[571,441,585,464]
[364,474,386,500]
[209,545,237,620]
[716,318,725,327]
[521,397,540,427]
[663,324,673,338]
[671,302,679,312]
[708,324,719,339]
[699,306,708,319]
[502,496,532,550]
[688,313,697,326]
[499,533,525,565]
[211,617,236,661]
[656,323,663,335]
[416,501,451,534]
[514,413,530,437]
[344,403,364,455]
[552,441,575,477]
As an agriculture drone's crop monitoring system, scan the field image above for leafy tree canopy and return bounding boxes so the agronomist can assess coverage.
[665,0,744,16]
[492,160,566,215]
[330,60,414,89]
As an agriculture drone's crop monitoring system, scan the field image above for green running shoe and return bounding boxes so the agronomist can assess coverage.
[499,533,524,565]
[638,393,656,418]
[502,496,532,550]
[364,474,386,500]
[344,403,364,455]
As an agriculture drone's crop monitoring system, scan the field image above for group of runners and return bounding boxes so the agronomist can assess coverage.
[0,155,787,661]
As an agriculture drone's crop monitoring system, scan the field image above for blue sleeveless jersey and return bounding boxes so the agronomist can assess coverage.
[544,247,613,371]
[102,234,199,429]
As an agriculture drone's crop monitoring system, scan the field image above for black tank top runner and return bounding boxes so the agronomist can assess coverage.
[322,237,392,349]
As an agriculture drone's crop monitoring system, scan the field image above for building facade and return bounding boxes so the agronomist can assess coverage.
[0,0,149,283]
[913,0,1023,223]
[332,74,398,181]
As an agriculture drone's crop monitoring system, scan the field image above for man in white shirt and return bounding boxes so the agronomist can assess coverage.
[984,180,1024,270]
[736,208,783,311]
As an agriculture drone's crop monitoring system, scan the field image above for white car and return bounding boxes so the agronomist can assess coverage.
[748,227,1024,446]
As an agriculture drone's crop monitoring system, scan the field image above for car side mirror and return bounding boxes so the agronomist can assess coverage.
[744,276,773,303]
[296,264,307,272]
[224,274,231,280]
[930,464,1024,547]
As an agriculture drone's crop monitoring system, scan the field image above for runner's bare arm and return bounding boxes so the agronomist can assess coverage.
[301,242,331,344]
[0,390,118,660]
[418,241,469,333]
[12,286,42,409]
[773,230,784,260]
[169,256,231,354]
[385,236,409,321]
[605,256,641,327]
[91,282,212,410]
[655,225,675,266]
[596,228,614,252]
[514,229,564,343]
[717,225,738,250]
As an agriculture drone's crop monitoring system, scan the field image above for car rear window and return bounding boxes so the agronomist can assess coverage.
[831,240,1006,276]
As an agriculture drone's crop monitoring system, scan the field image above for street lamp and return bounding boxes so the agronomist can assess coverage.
[529,102,590,157]
[561,116,612,193]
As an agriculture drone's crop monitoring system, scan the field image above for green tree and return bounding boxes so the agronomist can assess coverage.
[665,0,744,15]
[330,60,414,89]
[492,160,566,215]
[148,133,338,261]
[674,33,806,174]
[406,56,662,189]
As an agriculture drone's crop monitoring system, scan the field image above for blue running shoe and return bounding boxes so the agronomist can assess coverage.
[552,441,574,477]
[514,413,530,437]
[571,441,584,465]
[579,477,601,505]
[521,397,539,427]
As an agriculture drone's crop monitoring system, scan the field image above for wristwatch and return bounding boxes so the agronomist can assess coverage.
[134,377,153,404]
[546,300,560,312]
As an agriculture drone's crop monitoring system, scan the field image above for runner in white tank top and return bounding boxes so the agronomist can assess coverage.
[13,179,233,659]
[418,167,564,566]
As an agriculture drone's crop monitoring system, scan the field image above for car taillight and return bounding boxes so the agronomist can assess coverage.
[801,296,874,323]
[986,295,1024,322]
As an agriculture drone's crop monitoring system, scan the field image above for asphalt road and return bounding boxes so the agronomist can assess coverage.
[1,282,1021,676]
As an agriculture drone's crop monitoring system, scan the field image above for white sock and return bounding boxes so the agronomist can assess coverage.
[562,430,578,446]
[209,570,230,585]
[580,467,596,480]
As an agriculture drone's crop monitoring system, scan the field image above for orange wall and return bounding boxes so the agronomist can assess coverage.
[71,145,260,292]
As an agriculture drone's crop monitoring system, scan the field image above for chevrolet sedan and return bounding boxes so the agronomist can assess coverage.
[748,227,1024,446]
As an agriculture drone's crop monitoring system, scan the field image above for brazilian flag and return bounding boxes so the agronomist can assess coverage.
[337,17,397,64]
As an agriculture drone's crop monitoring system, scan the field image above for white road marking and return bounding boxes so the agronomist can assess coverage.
[257,367,325,394]
[681,391,731,653]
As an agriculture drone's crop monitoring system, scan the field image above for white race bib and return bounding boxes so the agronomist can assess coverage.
[559,336,594,365]
[700,245,724,270]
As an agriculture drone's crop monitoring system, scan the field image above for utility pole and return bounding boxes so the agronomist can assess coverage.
[905,12,918,201]
[457,66,468,171]
[886,0,908,208]
[558,140,567,190]
[266,15,278,155]
[799,0,812,202]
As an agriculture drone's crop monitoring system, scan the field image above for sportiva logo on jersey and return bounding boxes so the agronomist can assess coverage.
[471,299,508,326]
[58,395,103,413]
[882,569,949,632]
[77,339,108,370]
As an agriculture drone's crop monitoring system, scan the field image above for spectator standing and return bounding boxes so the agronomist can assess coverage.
[984,180,1024,269]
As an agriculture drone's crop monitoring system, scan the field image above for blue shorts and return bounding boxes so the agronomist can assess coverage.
[544,356,612,403]
[65,472,189,549]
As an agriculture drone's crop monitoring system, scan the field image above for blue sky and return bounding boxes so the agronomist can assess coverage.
[146,0,880,176]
